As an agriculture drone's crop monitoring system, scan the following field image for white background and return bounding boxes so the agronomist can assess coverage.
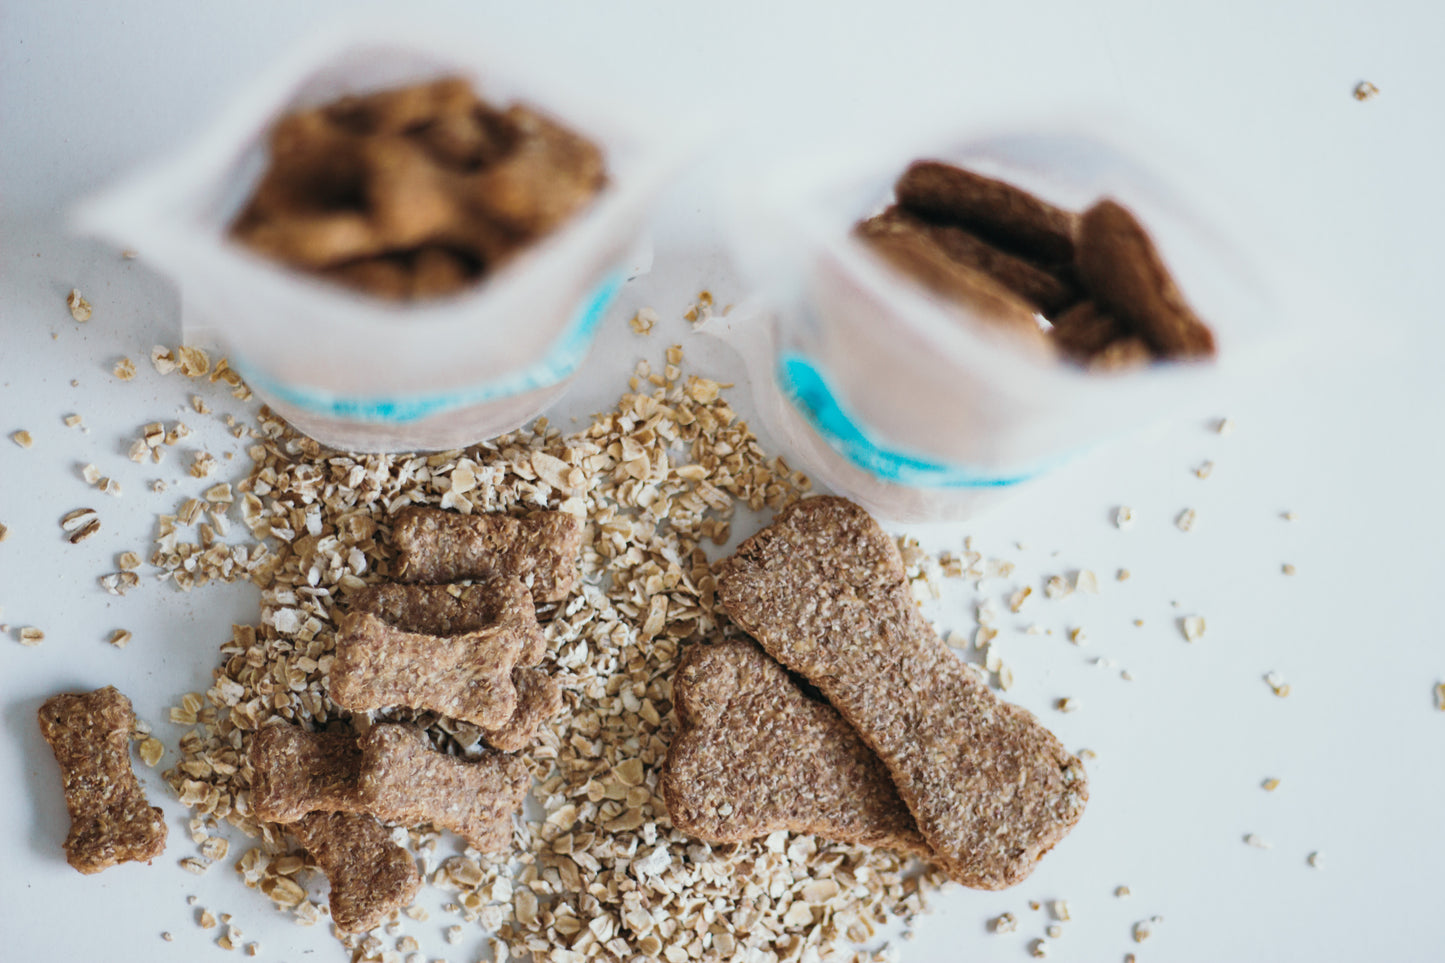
[3,1,1443,961]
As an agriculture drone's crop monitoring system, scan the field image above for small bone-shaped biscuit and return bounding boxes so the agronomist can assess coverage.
[390,506,582,602]
[248,723,529,852]
[351,579,547,666]
[358,725,530,852]
[37,686,168,874]
[716,497,1088,890]
[662,639,931,857]
[291,811,420,933]
[248,724,365,824]
[331,611,524,728]
[481,667,563,753]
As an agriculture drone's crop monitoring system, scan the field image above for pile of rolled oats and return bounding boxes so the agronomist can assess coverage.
[158,346,944,962]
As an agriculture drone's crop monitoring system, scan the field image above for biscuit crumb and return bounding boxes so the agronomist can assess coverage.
[11,429,34,449]
[1115,506,1135,529]
[1175,508,1197,532]
[1055,697,1078,713]
[67,289,93,322]
[109,629,133,649]
[1181,615,1206,642]
[1353,80,1380,101]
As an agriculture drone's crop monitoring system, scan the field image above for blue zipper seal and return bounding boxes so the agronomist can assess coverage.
[232,271,624,425]
[778,352,1040,488]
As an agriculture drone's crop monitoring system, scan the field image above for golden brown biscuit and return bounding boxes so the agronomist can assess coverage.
[390,506,582,603]
[291,811,420,933]
[896,160,1079,264]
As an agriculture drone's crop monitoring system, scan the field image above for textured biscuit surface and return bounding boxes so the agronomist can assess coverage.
[37,686,168,874]
[351,579,547,666]
[865,206,1079,315]
[249,724,365,824]
[662,639,930,857]
[391,506,582,602]
[715,497,1088,890]
[358,724,530,852]
[331,611,524,728]
[482,668,564,752]
[291,811,420,933]
[1076,199,1215,359]
[896,160,1079,264]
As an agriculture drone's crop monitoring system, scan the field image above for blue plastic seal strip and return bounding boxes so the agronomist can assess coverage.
[231,271,625,425]
[778,352,1039,488]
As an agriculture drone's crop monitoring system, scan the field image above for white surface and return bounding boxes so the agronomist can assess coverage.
[3,2,1443,961]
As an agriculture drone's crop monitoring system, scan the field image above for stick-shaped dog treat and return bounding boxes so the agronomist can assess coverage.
[331,611,524,728]
[390,506,582,603]
[350,579,547,666]
[249,724,365,824]
[663,639,931,858]
[37,686,168,874]
[357,725,529,853]
[291,811,420,933]
[1075,199,1215,360]
[481,668,564,753]
[715,497,1088,890]
[895,160,1079,264]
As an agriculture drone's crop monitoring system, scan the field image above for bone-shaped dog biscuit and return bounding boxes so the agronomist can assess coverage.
[331,611,524,728]
[37,686,168,874]
[390,506,582,603]
[248,723,529,852]
[663,639,930,857]
[482,667,564,753]
[358,724,530,852]
[716,497,1088,890]
[350,579,547,667]
[291,811,420,933]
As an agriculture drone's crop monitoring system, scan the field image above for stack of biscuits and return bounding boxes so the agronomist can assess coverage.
[663,496,1089,891]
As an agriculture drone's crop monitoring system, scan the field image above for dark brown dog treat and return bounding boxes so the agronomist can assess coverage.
[662,639,931,858]
[323,77,477,136]
[331,612,524,729]
[291,811,420,933]
[715,497,1089,891]
[357,725,529,852]
[1089,336,1153,372]
[482,668,564,753]
[867,207,1079,315]
[36,686,168,874]
[464,105,607,237]
[390,506,582,603]
[1050,300,1126,359]
[248,724,365,824]
[855,214,1055,355]
[350,579,546,666]
[895,161,1079,264]
[410,246,480,298]
[415,101,520,171]
[1076,199,1215,359]
[321,256,414,299]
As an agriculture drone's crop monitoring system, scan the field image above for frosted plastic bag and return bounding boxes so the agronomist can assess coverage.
[723,121,1315,522]
[75,20,694,452]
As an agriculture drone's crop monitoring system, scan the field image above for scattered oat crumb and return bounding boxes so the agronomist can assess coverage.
[1435,682,1445,711]
[191,452,218,478]
[11,430,34,449]
[1181,615,1206,642]
[1030,938,1048,957]
[1115,885,1131,898]
[1133,618,1144,627]
[1126,956,1137,963]
[1133,920,1151,943]
[1120,670,1134,681]
[1116,568,1130,581]
[191,395,211,415]
[151,479,168,493]
[629,307,659,335]
[1194,460,1214,479]
[109,629,133,649]
[1046,924,1062,939]
[1078,748,1097,761]
[1353,80,1380,101]
[64,414,84,428]
[1308,851,1323,868]
[1051,900,1071,922]
[1262,778,1281,792]
[99,477,122,497]
[1265,671,1292,698]
[1282,563,1296,576]
[61,507,100,543]
[0,522,8,542]
[1045,575,1070,600]
[161,933,173,943]
[1282,511,1298,522]
[139,737,164,767]
[180,857,209,875]
[1075,569,1099,594]
[1216,417,1235,435]
[1114,506,1135,529]
[1069,627,1086,646]
[444,925,462,944]
[151,346,178,375]
[114,357,137,380]
[1244,833,1271,849]
[1175,508,1197,532]
[19,626,45,646]
[1055,697,1077,713]
[991,912,1017,934]
[67,288,93,322]
[1009,586,1033,613]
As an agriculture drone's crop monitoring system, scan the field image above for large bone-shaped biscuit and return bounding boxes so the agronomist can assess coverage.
[291,811,420,933]
[390,506,582,603]
[662,639,930,858]
[249,723,528,852]
[332,610,525,728]
[715,497,1088,890]
[37,686,168,874]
